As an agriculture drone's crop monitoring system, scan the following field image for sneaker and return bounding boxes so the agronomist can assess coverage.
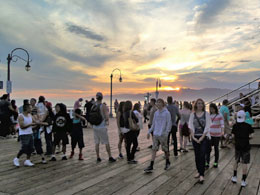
[50,156,57,161]
[213,162,218,168]
[205,163,209,170]
[128,160,138,164]
[164,162,171,170]
[144,165,153,173]
[231,176,237,183]
[13,157,20,167]
[78,154,84,160]
[24,160,34,167]
[42,159,47,164]
[62,156,67,160]
[183,149,188,153]
[148,145,152,149]
[241,180,247,187]
[109,157,116,163]
[69,151,74,159]
[118,153,124,159]
[97,157,102,163]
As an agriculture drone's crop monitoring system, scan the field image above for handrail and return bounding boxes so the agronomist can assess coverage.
[227,88,260,107]
[207,77,260,105]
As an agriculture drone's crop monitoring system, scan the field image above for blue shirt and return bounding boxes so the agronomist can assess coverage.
[220,105,230,121]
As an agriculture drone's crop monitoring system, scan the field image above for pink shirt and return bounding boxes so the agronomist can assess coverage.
[210,114,224,137]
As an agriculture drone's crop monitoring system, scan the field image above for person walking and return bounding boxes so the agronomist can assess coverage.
[144,99,172,173]
[167,96,180,156]
[91,92,116,163]
[179,101,191,152]
[188,98,211,184]
[220,99,231,148]
[205,103,224,169]
[231,110,254,187]
[123,101,139,164]
[116,101,125,159]
[133,103,143,151]
[148,98,157,148]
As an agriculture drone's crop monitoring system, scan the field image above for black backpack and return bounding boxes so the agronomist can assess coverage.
[88,104,103,125]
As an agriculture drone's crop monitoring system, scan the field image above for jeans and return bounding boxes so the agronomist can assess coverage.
[44,130,53,154]
[125,130,138,161]
[168,125,177,155]
[206,137,220,164]
[33,130,43,155]
[193,136,207,176]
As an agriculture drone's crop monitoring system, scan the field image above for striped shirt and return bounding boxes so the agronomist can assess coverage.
[210,114,224,137]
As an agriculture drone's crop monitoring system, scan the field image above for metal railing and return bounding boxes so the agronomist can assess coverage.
[207,77,260,105]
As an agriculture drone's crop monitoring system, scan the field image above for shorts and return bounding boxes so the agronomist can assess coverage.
[71,135,85,149]
[152,135,169,152]
[93,127,109,145]
[54,132,69,146]
[20,134,34,155]
[235,149,250,164]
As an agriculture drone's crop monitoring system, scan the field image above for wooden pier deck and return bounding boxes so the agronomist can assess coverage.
[0,118,260,195]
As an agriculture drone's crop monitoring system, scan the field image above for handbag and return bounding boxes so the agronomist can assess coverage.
[129,111,139,131]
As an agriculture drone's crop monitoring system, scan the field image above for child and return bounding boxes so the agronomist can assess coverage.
[231,110,254,187]
[144,99,172,173]
[70,109,87,160]
[51,103,72,161]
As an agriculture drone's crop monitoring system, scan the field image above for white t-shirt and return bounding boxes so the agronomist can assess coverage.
[19,114,33,135]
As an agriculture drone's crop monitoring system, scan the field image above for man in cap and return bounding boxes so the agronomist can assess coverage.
[231,110,254,187]
[92,92,116,163]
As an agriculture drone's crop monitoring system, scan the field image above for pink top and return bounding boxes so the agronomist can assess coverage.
[210,114,224,137]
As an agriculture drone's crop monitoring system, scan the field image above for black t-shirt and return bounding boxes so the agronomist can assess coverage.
[0,100,11,116]
[123,111,138,129]
[53,112,72,133]
[232,122,254,151]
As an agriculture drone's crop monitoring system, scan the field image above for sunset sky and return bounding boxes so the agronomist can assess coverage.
[0,0,260,102]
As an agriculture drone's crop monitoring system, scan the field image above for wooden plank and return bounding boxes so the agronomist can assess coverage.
[240,147,260,195]
[221,147,258,195]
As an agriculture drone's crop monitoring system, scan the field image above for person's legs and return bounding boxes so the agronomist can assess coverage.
[105,144,112,158]
[172,126,178,156]
[118,133,124,155]
[95,144,100,159]
[125,131,133,161]
[213,137,220,163]
[183,136,188,150]
[130,131,138,160]
[198,139,206,177]
[44,131,52,155]
[205,138,211,165]
[193,140,200,177]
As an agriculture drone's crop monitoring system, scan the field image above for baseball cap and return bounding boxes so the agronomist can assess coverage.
[96,92,103,98]
[237,110,246,123]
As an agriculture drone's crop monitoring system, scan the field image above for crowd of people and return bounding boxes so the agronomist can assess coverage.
[0,91,256,188]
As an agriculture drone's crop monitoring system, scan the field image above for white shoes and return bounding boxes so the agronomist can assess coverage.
[241,180,247,187]
[13,157,20,167]
[24,159,34,167]
[231,176,237,183]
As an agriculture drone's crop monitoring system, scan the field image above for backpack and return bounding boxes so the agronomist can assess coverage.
[128,111,139,131]
[88,104,103,125]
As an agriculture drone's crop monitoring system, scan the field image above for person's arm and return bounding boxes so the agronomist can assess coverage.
[199,112,211,143]
[220,114,225,135]
[74,113,87,121]
[188,113,199,143]
[18,115,35,129]
[223,112,229,124]
[103,105,109,122]
[147,112,156,139]
[166,112,172,134]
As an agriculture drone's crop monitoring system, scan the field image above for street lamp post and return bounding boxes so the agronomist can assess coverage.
[6,48,31,96]
[110,68,122,118]
[155,78,161,100]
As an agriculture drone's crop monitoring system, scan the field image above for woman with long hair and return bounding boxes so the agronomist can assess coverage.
[205,103,224,168]
[188,98,211,184]
[116,101,125,159]
[179,101,191,152]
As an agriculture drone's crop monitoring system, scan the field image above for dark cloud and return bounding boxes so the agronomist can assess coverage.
[235,60,251,63]
[53,47,113,67]
[66,23,105,41]
[194,0,231,32]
